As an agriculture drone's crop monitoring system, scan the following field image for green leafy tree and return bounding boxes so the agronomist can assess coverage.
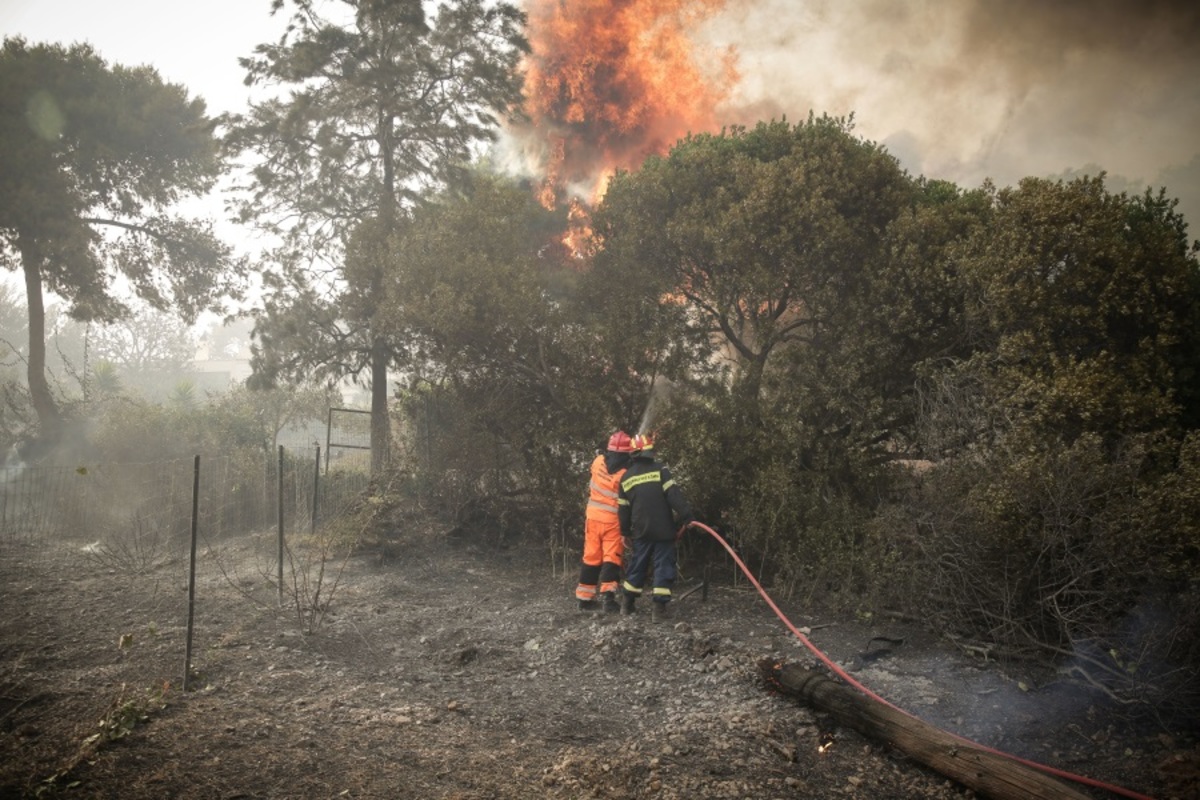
[380,174,628,530]
[593,115,916,542]
[596,116,914,415]
[950,175,1200,447]
[0,38,242,447]
[228,0,527,473]
[807,178,996,463]
[218,381,341,455]
[893,175,1200,672]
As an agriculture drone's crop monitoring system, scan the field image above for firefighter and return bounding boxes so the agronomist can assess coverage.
[617,434,694,623]
[575,430,634,612]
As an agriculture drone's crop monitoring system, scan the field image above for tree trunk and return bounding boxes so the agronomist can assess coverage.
[22,255,62,444]
[369,334,390,475]
[372,127,396,478]
[760,662,1094,800]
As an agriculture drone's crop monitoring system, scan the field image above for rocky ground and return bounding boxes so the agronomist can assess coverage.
[0,526,1197,799]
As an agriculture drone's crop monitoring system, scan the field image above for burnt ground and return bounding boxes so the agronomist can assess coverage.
[0,526,1197,800]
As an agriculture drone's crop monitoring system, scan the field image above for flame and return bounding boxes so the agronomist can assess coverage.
[520,0,739,210]
[562,197,597,258]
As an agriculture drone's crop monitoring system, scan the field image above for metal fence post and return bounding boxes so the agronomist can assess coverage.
[277,445,284,605]
[183,455,200,691]
[311,445,321,536]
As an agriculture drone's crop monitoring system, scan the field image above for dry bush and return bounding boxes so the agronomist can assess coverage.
[81,512,176,575]
[885,434,1200,720]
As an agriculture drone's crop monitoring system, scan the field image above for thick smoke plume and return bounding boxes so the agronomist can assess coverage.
[706,0,1200,193]
[507,0,1199,226]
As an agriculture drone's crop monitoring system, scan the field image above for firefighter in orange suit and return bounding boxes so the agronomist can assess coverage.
[575,431,634,612]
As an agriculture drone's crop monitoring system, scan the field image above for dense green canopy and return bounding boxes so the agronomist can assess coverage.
[365,119,1200,696]
[0,37,240,442]
[228,0,527,472]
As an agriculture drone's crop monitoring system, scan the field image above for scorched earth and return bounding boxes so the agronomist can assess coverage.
[0,526,1195,799]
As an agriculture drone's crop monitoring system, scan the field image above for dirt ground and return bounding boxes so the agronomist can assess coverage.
[1,526,1197,800]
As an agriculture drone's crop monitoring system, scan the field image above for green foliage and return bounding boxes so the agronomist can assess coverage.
[218,381,341,452]
[88,399,225,461]
[383,176,569,379]
[0,36,242,439]
[952,175,1199,446]
[231,0,528,256]
[383,175,615,541]
[85,379,337,463]
[167,379,197,410]
[1134,431,1200,582]
[89,361,122,398]
[886,430,1200,708]
[877,175,1200,706]
[597,115,915,411]
[593,115,920,589]
[733,455,879,607]
[229,0,528,471]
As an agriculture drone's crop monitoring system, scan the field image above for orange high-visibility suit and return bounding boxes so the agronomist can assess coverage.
[575,451,628,605]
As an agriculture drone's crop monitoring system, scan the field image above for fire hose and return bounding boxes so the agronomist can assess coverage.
[682,520,1156,800]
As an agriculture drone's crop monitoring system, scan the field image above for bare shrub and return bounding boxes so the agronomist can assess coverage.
[81,512,176,575]
[282,530,356,635]
[276,478,386,634]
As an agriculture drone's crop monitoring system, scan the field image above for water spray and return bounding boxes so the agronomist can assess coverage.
[637,376,674,436]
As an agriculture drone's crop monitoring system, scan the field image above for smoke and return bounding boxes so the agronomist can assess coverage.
[705,1,1199,185]
[507,0,1200,229]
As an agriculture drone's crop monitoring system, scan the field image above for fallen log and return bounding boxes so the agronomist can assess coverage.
[760,661,1094,800]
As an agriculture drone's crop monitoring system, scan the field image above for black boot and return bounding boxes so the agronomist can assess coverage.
[601,592,620,613]
[578,598,599,612]
[620,593,637,616]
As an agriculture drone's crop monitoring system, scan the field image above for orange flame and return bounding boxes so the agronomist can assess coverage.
[521,0,739,209]
[562,197,597,258]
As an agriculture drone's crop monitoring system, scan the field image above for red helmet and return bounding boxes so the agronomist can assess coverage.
[607,431,633,453]
[630,433,654,453]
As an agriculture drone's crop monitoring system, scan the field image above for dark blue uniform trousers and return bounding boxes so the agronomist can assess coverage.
[624,537,677,603]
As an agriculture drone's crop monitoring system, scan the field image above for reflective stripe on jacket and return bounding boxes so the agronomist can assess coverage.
[585,454,625,521]
[617,455,692,542]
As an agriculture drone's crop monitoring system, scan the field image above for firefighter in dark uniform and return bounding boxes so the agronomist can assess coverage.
[617,434,694,622]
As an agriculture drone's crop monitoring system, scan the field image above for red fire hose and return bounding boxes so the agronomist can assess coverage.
[684,520,1157,800]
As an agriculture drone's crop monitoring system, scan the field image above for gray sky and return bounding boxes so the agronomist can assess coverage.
[4,0,1198,234]
[0,0,286,117]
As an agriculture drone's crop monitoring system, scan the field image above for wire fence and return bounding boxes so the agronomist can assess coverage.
[0,446,373,564]
[0,444,376,698]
